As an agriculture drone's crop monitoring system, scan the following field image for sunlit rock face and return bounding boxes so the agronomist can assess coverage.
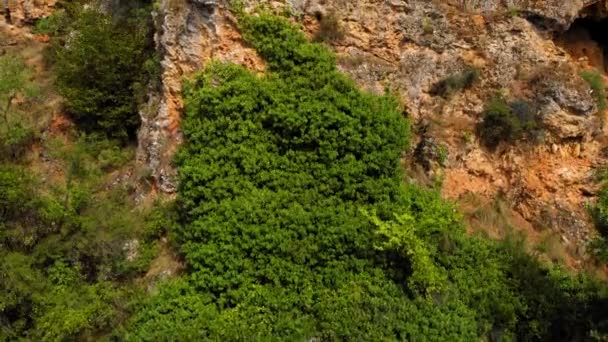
[4,0,57,26]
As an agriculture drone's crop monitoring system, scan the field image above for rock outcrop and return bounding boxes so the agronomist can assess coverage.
[3,0,56,25]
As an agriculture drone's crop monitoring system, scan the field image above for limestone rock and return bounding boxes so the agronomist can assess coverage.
[540,99,589,139]
[4,0,56,26]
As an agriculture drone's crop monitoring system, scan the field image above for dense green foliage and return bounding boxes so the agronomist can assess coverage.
[478,97,538,149]
[46,1,157,141]
[125,13,608,340]
[0,43,154,339]
[0,136,156,339]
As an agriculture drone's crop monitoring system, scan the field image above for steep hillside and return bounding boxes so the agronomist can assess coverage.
[3,0,608,339]
[129,0,608,267]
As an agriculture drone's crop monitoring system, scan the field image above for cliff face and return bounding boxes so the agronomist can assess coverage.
[12,0,608,264]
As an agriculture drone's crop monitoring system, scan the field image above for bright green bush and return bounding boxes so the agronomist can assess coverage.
[581,70,607,111]
[123,13,607,340]
[122,12,608,341]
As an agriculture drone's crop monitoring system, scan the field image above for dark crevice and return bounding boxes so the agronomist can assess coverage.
[556,15,608,73]
[521,11,562,31]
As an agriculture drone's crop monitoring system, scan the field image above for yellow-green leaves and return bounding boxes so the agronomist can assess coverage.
[366,210,446,296]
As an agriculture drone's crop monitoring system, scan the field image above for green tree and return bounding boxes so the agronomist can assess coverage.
[0,55,37,159]
[52,4,156,141]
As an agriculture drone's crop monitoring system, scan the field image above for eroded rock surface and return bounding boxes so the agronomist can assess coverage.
[3,0,56,25]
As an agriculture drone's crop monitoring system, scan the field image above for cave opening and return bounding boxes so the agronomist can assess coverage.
[557,15,608,73]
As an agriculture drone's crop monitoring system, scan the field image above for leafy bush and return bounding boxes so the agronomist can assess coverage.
[51,3,157,141]
[478,97,537,149]
[581,70,607,111]
[430,67,480,98]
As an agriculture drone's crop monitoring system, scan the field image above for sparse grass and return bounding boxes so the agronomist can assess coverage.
[536,232,567,264]
[458,193,516,238]
[507,6,520,18]
[430,67,480,98]
[581,69,607,112]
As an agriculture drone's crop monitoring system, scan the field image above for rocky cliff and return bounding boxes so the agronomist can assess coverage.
[11,0,608,266]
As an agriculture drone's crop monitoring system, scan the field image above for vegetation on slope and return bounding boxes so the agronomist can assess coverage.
[0,3,159,340]
[2,2,608,340]
[124,13,608,341]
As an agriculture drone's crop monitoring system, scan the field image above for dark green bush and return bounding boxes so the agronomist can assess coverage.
[430,67,480,98]
[0,141,152,339]
[589,237,608,264]
[478,97,537,149]
[52,3,157,141]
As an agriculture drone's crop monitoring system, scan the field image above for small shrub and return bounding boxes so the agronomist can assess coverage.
[313,12,345,43]
[430,67,480,98]
[422,17,434,35]
[591,186,608,235]
[82,134,135,171]
[477,97,537,149]
[589,236,608,264]
[581,70,607,111]
[507,6,520,17]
